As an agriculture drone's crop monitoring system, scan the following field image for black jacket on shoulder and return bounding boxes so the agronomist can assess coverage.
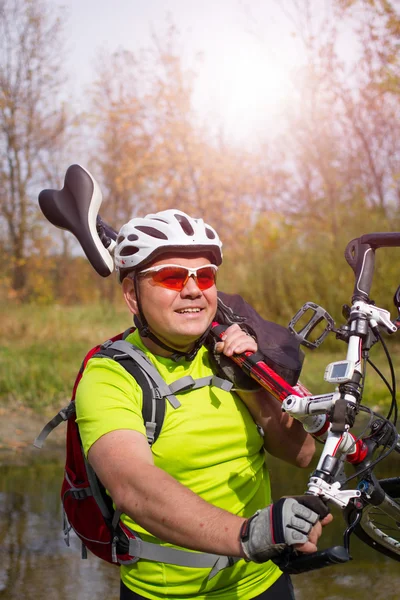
[215,292,304,386]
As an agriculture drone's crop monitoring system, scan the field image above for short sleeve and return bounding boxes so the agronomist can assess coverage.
[75,356,146,456]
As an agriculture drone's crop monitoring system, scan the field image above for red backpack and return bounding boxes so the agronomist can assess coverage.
[35,328,168,565]
[34,330,228,567]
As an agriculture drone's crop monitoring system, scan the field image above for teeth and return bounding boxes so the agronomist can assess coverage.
[177,308,201,314]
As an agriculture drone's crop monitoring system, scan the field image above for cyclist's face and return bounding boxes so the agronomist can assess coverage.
[122,255,218,354]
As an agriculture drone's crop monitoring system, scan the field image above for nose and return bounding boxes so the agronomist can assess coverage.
[181,275,202,297]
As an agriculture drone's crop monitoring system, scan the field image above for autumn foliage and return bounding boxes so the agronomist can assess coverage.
[1,1,400,327]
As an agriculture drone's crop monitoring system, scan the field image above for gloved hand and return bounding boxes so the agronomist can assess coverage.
[239,495,330,562]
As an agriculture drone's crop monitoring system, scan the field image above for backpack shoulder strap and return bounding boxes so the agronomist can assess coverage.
[93,341,170,447]
[103,340,181,409]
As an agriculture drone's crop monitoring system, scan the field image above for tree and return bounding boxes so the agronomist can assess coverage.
[335,0,400,94]
[267,0,400,233]
[0,0,69,294]
[227,0,400,320]
[87,24,261,253]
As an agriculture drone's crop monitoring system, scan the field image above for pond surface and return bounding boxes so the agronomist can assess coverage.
[0,455,399,600]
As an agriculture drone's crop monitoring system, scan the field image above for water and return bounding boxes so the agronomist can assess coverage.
[0,456,399,600]
[0,461,119,600]
[268,456,400,600]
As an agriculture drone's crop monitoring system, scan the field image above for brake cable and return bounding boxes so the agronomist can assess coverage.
[344,407,398,483]
[375,331,398,426]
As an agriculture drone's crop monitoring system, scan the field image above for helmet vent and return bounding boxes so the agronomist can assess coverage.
[127,234,139,241]
[136,226,168,240]
[117,235,125,244]
[205,228,216,240]
[120,246,139,256]
[174,213,195,236]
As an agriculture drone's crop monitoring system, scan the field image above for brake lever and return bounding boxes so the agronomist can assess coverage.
[352,301,397,334]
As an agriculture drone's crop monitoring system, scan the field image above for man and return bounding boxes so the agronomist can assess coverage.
[75,209,331,600]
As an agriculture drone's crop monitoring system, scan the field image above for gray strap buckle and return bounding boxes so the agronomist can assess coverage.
[70,487,92,500]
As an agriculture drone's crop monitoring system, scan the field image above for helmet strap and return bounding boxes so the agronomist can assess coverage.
[132,278,207,362]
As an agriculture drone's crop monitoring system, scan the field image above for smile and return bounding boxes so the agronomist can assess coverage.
[175,308,203,314]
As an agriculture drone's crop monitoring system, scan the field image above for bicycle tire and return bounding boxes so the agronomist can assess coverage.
[344,477,400,560]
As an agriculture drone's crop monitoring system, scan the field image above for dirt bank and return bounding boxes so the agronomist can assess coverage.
[0,403,66,466]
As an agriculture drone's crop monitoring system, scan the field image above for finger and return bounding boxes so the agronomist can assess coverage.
[293,540,318,554]
[223,324,253,344]
[306,522,322,546]
[215,330,253,355]
[232,339,257,353]
[222,324,241,340]
[222,333,257,356]
[285,528,309,545]
[321,514,333,526]
[291,516,313,535]
[224,341,257,356]
[291,503,319,526]
[214,341,225,353]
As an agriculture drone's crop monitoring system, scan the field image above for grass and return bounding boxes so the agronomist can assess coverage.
[1,303,131,410]
[1,303,398,413]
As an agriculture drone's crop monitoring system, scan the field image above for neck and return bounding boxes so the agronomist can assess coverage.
[139,332,196,359]
[139,336,173,358]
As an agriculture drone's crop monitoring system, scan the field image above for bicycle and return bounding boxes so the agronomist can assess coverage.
[38,164,400,574]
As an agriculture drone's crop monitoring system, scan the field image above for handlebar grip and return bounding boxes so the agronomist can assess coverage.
[273,545,351,574]
[344,238,375,302]
[345,232,400,302]
[360,232,400,248]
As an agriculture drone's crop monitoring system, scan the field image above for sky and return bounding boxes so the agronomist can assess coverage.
[55,0,329,145]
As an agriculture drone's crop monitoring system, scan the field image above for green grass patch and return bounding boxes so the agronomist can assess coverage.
[1,303,131,409]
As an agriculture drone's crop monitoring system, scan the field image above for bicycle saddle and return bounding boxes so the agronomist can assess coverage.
[38,164,115,277]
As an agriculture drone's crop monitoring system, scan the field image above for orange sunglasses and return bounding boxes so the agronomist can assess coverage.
[138,264,218,291]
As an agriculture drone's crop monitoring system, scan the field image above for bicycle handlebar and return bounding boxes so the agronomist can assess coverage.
[345,233,400,302]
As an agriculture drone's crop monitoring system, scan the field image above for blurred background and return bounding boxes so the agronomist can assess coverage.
[1,0,400,317]
[1,1,400,598]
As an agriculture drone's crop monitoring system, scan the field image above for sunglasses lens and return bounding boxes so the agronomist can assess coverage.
[196,267,216,290]
[152,267,188,290]
[148,265,217,291]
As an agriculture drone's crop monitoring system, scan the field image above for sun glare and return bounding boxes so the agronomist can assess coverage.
[195,36,296,142]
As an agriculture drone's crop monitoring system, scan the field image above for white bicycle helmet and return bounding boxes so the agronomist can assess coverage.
[114,209,223,280]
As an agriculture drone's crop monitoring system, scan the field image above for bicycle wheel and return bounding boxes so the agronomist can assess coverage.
[344,477,400,560]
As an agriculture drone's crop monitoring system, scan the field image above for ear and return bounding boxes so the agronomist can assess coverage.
[122,277,139,315]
